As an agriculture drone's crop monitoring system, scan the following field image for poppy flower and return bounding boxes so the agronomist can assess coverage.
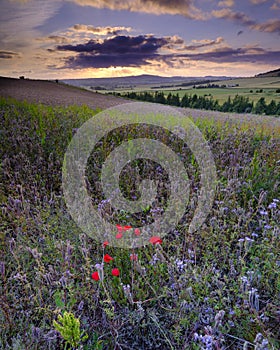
[112,268,120,277]
[103,241,109,247]
[134,228,141,236]
[116,224,123,231]
[104,254,114,263]
[130,253,138,261]
[123,225,132,231]
[91,271,100,281]
[149,236,162,245]
[116,233,123,239]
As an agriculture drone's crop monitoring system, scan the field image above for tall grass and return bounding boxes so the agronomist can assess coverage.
[0,97,279,349]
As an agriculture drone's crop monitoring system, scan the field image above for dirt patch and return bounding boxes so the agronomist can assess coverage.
[0,77,130,110]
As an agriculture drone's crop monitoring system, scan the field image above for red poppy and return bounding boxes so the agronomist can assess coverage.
[123,225,132,231]
[116,233,123,239]
[112,268,120,277]
[130,253,138,261]
[104,254,114,263]
[91,271,100,281]
[149,236,162,245]
[116,224,123,231]
[103,241,109,247]
[134,228,141,236]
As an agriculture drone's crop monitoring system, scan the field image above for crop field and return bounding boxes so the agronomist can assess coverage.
[106,77,280,105]
[0,96,279,350]
[157,88,280,104]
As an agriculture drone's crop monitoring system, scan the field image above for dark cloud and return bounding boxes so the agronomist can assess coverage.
[0,50,20,59]
[56,35,168,68]
[56,34,279,70]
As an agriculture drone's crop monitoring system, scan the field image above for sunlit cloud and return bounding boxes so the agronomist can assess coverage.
[250,0,269,4]
[37,36,72,44]
[183,37,225,51]
[71,24,132,35]
[218,0,235,7]
[68,0,206,20]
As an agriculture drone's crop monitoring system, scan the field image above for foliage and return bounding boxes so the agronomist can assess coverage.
[53,312,88,349]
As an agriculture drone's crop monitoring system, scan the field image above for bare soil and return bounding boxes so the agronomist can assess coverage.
[0,77,130,110]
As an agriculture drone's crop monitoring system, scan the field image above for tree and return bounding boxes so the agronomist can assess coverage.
[181,94,190,108]
[266,100,277,115]
[254,97,267,114]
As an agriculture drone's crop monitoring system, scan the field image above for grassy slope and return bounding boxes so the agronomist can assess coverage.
[1,97,279,349]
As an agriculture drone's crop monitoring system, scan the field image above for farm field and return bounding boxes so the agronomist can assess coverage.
[157,87,280,104]
[0,79,280,350]
[102,77,280,110]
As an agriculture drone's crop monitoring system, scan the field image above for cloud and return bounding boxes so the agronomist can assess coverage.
[72,24,132,35]
[0,0,61,50]
[250,19,280,33]
[37,35,71,44]
[271,0,280,10]
[250,0,269,4]
[212,8,280,34]
[171,46,280,66]
[211,9,255,26]
[55,32,280,71]
[184,37,224,51]
[218,0,235,7]
[69,0,206,19]
[0,50,21,59]
[56,35,169,68]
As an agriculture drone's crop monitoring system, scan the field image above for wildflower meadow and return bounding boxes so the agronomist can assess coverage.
[0,97,279,349]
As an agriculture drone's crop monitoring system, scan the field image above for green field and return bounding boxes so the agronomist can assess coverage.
[105,76,280,105]
[158,87,280,104]
[1,97,280,349]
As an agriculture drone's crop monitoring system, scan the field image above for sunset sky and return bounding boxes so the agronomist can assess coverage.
[0,0,279,79]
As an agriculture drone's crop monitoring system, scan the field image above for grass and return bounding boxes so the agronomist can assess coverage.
[0,97,279,349]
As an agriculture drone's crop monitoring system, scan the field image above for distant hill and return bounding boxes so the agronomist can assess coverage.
[256,68,280,77]
[62,74,231,90]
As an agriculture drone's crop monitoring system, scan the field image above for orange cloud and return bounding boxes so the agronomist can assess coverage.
[218,0,235,7]
[72,24,132,35]
[68,0,206,20]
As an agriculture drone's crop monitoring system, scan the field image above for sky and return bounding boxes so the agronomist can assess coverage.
[0,0,279,79]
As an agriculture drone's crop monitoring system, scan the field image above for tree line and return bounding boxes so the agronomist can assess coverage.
[111,91,280,116]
